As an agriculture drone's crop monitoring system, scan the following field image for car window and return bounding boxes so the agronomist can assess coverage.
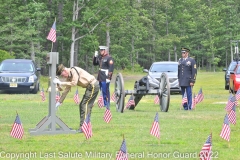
[228,63,237,71]
[236,66,240,74]
[0,62,34,72]
[150,64,177,72]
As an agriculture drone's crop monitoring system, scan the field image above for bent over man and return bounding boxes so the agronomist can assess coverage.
[93,46,114,107]
[178,47,197,110]
[54,64,99,132]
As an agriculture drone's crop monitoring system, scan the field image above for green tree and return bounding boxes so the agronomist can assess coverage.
[0,49,15,62]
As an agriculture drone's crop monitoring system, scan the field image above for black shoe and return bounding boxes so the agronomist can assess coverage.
[77,129,83,133]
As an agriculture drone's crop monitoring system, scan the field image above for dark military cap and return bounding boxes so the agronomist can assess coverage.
[181,47,190,52]
[56,64,65,76]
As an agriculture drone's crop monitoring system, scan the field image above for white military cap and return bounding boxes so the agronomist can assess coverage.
[99,46,108,50]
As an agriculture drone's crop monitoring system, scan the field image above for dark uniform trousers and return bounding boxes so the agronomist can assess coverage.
[79,81,99,127]
[99,81,110,107]
[181,86,192,110]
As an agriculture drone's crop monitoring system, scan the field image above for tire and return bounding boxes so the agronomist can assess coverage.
[31,82,39,94]
[225,81,229,90]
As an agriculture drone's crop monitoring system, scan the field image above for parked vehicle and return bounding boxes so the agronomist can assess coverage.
[223,61,240,90]
[0,59,41,94]
[229,63,240,93]
[143,61,181,93]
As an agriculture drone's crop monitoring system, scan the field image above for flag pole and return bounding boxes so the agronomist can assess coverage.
[189,86,193,112]
[51,42,53,52]
[158,111,160,144]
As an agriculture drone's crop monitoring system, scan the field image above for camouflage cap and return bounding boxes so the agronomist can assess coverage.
[56,64,65,76]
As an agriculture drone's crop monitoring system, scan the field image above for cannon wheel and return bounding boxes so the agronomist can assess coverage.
[114,73,125,113]
[159,73,170,112]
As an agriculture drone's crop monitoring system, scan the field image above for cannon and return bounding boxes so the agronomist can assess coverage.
[114,72,170,113]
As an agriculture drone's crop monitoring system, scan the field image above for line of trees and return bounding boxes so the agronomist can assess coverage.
[1,0,240,73]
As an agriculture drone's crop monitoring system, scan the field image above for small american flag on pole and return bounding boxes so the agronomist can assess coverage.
[220,114,231,141]
[150,112,160,139]
[40,87,46,101]
[191,93,197,109]
[56,91,60,103]
[81,114,92,139]
[182,91,188,105]
[103,105,112,123]
[47,20,56,42]
[225,95,236,112]
[235,88,240,100]
[10,114,24,139]
[116,139,128,160]
[111,92,116,102]
[199,133,212,160]
[228,105,236,125]
[154,95,160,104]
[73,89,80,104]
[125,95,135,109]
[196,88,204,104]
[97,92,104,108]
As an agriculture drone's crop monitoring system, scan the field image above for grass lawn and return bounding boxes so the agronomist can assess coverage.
[0,71,240,160]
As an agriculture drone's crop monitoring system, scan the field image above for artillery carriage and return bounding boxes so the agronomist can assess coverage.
[114,72,170,113]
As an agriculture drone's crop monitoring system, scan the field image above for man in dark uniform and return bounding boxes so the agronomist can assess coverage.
[93,46,114,107]
[178,47,197,110]
[54,64,99,132]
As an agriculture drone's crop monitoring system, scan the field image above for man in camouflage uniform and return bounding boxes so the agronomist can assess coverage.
[178,47,197,110]
[54,64,99,132]
[93,46,114,107]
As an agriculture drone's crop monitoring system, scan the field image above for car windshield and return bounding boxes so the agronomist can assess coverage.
[150,64,177,72]
[236,66,240,74]
[0,62,34,72]
[228,63,237,71]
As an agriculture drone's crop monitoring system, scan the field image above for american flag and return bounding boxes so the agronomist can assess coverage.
[228,105,236,125]
[40,87,46,101]
[182,91,188,105]
[192,93,197,109]
[196,88,204,104]
[103,105,112,123]
[81,114,92,139]
[125,95,135,109]
[56,91,60,103]
[225,95,235,112]
[47,20,56,42]
[150,112,160,138]
[154,95,160,104]
[111,92,116,102]
[74,89,80,104]
[10,114,24,139]
[199,133,212,160]
[220,114,231,141]
[116,139,128,160]
[235,88,240,100]
[97,93,104,108]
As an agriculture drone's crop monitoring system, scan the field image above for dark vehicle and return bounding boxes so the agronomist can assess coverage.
[143,61,181,93]
[0,59,41,94]
[223,61,240,90]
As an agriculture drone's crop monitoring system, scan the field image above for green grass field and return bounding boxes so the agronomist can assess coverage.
[0,71,240,160]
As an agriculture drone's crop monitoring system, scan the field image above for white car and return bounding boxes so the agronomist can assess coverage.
[143,61,181,93]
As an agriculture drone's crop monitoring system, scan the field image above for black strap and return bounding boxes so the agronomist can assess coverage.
[71,67,80,81]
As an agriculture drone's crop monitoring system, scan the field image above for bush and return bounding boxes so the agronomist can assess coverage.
[0,49,15,62]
